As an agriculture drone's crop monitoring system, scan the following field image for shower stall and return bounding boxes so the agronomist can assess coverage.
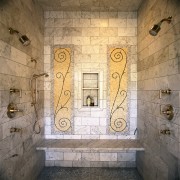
[0,0,180,179]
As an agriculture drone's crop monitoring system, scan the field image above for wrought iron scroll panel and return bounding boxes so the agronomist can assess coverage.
[109,48,127,133]
[54,48,72,132]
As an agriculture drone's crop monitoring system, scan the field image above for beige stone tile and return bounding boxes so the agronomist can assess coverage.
[100,12,118,19]
[82,153,100,161]
[126,37,137,45]
[63,11,81,19]
[10,47,27,65]
[45,160,55,166]
[82,45,99,54]
[54,160,72,167]
[64,152,81,161]
[81,117,99,126]
[91,19,108,27]
[82,28,99,36]
[81,135,100,139]
[91,126,106,135]
[99,28,118,37]
[91,12,100,18]
[45,11,63,18]
[131,73,137,81]
[91,37,109,45]
[100,153,117,161]
[46,151,64,161]
[109,19,126,27]
[0,40,11,59]
[127,19,137,27]
[45,18,54,27]
[118,152,136,161]
[54,36,72,44]
[81,11,91,18]
[118,27,136,36]
[74,125,90,134]
[109,37,126,45]
[54,19,73,27]
[44,27,54,36]
[44,54,51,64]
[63,135,82,139]
[44,37,54,45]
[62,27,82,36]
[72,37,90,45]
[73,19,91,27]
[45,125,51,135]
[44,46,51,55]
[118,12,129,19]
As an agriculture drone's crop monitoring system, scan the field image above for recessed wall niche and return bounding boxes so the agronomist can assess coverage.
[82,73,99,107]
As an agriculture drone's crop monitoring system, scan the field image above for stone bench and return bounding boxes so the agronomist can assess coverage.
[36,139,144,168]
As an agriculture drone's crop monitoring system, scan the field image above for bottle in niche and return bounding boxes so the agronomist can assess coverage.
[86,95,91,106]
[90,97,94,106]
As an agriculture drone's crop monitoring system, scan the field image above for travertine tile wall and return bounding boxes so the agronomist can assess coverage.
[44,11,138,139]
[0,1,45,179]
[137,0,180,179]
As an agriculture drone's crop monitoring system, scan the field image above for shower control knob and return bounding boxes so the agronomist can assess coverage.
[7,103,23,118]
[159,89,171,99]
[160,104,174,120]
[160,129,171,135]
[161,110,172,115]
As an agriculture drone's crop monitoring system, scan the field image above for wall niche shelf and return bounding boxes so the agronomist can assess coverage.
[82,73,99,107]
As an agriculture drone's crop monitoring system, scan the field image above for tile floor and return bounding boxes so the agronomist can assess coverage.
[38,167,143,180]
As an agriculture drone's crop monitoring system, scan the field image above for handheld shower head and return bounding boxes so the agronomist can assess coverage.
[149,16,172,36]
[9,27,31,46]
[33,73,49,78]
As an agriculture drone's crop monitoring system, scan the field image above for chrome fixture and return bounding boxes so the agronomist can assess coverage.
[86,95,94,106]
[31,58,37,64]
[9,27,31,46]
[30,72,49,134]
[32,73,49,78]
[160,104,174,120]
[10,127,22,133]
[10,88,22,97]
[160,129,171,135]
[134,128,138,135]
[7,103,23,118]
[159,88,171,99]
[31,72,49,105]
[149,16,172,36]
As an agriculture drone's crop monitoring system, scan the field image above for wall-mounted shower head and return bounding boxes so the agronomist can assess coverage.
[9,27,31,46]
[33,73,49,78]
[149,16,172,36]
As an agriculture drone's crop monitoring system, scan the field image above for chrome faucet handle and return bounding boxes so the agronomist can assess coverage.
[10,88,22,98]
[159,89,171,99]
[161,110,172,115]
[160,129,171,135]
[10,128,23,137]
[7,103,23,118]
[9,109,23,113]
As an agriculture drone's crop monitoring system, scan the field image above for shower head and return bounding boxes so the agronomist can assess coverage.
[9,27,31,46]
[33,73,49,78]
[149,16,172,36]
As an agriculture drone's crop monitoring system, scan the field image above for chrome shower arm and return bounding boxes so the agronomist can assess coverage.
[160,16,172,23]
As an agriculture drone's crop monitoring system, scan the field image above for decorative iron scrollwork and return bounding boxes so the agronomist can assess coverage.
[109,48,127,132]
[54,48,72,132]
